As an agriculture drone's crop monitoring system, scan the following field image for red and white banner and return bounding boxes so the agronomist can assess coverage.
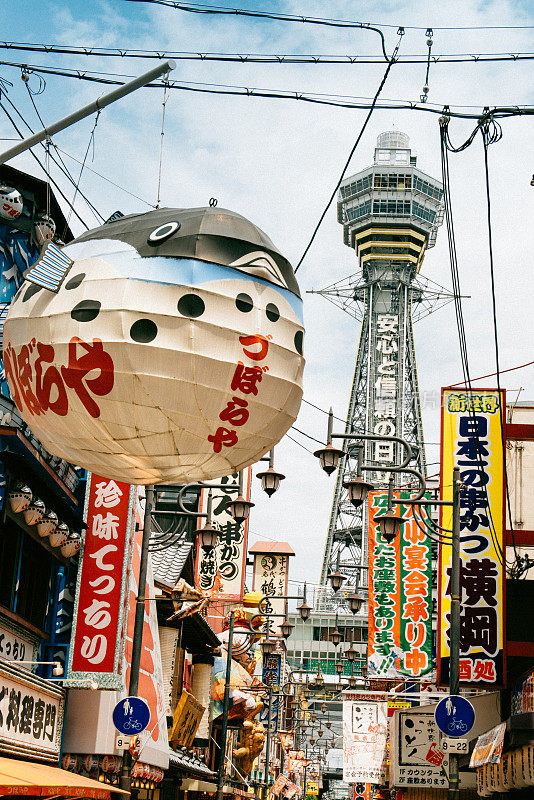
[66,474,137,688]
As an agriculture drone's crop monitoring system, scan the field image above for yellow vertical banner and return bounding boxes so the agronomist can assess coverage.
[438,388,506,685]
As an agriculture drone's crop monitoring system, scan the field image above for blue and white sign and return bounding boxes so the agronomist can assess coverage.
[112,696,150,734]
[435,695,475,738]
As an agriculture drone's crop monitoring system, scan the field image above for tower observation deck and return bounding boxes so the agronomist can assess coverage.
[317,132,445,592]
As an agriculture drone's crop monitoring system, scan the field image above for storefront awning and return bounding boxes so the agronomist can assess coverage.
[0,756,129,797]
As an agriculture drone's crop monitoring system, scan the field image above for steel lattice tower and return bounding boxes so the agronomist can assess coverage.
[316,132,447,591]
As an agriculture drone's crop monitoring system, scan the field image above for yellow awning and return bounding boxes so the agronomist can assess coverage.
[0,756,129,797]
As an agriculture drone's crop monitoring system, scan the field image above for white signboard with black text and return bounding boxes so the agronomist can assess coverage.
[391,709,449,789]
[342,691,388,784]
[0,662,64,762]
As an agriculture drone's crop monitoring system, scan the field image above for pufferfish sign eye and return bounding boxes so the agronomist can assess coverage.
[3,205,305,485]
[147,220,181,245]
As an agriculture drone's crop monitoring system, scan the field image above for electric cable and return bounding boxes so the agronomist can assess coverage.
[124,0,393,63]
[480,119,520,569]
[439,118,511,571]
[1,59,533,119]
[2,41,534,64]
[0,97,91,230]
[21,70,104,224]
[294,33,402,272]
[123,0,534,32]
[2,89,104,225]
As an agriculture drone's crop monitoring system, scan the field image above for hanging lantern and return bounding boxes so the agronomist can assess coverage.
[23,498,45,526]
[37,510,58,538]
[4,207,305,485]
[8,483,32,513]
[0,185,23,220]
[49,521,69,548]
[60,531,81,557]
[34,214,56,245]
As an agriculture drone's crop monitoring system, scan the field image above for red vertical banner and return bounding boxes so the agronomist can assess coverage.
[66,474,137,689]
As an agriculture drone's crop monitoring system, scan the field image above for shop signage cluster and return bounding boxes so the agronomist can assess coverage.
[368,490,433,679]
[67,474,137,689]
[438,388,505,685]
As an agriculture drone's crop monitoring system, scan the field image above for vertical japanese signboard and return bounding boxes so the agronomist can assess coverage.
[371,312,401,480]
[252,552,290,616]
[342,690,388,784]
[368,490,433,679]
[67,475,137,689]
[439,388,505,685]
[260,652,281,732]
[195,468,251,600]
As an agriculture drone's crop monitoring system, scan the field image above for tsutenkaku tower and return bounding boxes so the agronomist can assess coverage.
[318,132,445,589]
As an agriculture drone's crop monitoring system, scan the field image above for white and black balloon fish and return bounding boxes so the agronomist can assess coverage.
[19,206,304,354]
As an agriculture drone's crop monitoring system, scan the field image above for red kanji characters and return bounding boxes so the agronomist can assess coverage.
[402,596,429,622]
[402,544,428,571]
[239,334,270,361]
[61,337,114,418]
[219,396,249,426]
[231,361,264,395]
[473,659,496,682]
[35,342,68,415]
[406,622,426,648]
[208,427,239,453]
[404,648,428,676]
[459,659,473,681]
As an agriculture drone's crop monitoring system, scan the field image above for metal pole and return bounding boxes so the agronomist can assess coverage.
[120,485,154,792]
[303,745,308,800]
[448,467,461,800]
[263,686,273,800]
[216,610,235,800]
[0,60,176,164]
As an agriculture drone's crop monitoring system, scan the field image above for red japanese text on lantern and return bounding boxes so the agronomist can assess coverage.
[3,336,114,419]
[207,334,271,453]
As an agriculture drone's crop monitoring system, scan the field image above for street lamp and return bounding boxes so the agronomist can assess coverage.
[256,449,285,497]
[348,592,364,614]
[342,476,375,508]
[280,619,295,639]
[261,637,277,655]
[378,508,404,543]
[330,614,343,647]
[335,661,344,676]
[313,410,346,475]
[348,674,360,689]
[298,582,312,622]
[225,493,255,524]
[346,645,357,663]
[321,702,327,714]
[327,552,345,593]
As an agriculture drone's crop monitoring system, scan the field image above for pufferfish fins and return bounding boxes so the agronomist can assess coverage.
[24,242,74,293]
[0,302,9,346]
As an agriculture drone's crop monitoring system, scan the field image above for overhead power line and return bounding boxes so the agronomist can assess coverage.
[1,41,533,64]
[124,0,534,31]
[1,59,533,120]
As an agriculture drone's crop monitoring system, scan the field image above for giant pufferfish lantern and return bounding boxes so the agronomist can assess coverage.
[3,207,305,484]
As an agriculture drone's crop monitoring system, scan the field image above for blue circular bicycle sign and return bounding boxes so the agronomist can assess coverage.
[112,696,150,735]
[435,695,475,738]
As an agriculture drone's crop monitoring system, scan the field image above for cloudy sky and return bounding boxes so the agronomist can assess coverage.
[1,0,533,592]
